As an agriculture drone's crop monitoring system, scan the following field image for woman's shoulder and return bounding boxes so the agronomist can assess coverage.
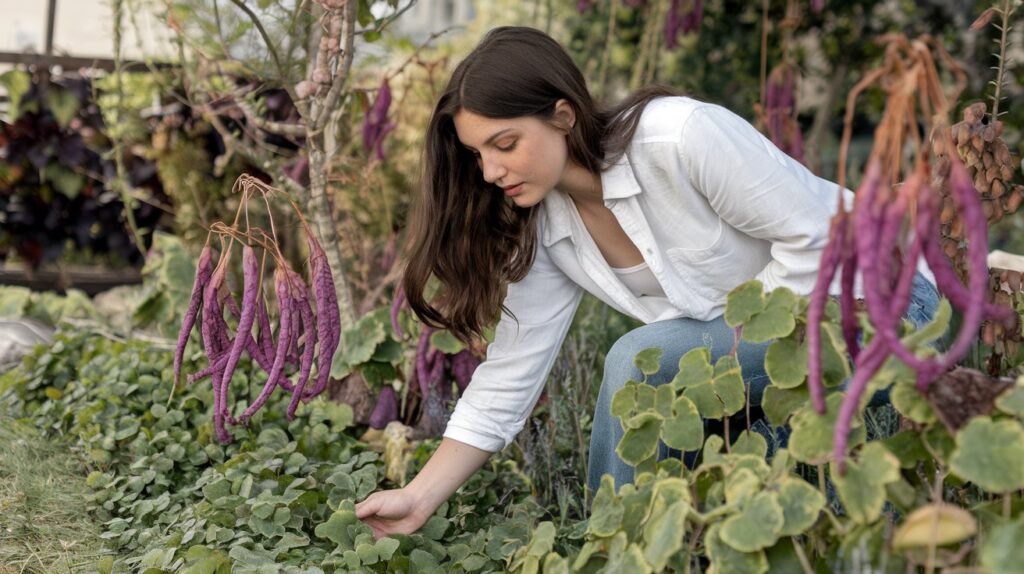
[631,96,729,144]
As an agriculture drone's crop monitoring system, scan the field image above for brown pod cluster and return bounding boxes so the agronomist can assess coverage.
[173,176,343,444]
[936,102,1024,273]
[982,266,1024,374]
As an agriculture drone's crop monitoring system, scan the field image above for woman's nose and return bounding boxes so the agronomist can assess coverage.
[479,154,507,184]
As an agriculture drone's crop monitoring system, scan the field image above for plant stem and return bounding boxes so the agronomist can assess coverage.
[112,0,146,258]
[596,0,620,99]
[723,416,731,453]
[759,0,769,112]
[792,538,815,574]
[990,0,1013,119]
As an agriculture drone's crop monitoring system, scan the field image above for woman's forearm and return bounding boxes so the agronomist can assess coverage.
[405,436,493,514]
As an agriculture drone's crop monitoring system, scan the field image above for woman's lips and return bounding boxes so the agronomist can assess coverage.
[503,183,524,197]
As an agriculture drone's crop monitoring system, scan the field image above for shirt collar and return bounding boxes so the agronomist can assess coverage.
[540,153,642,247]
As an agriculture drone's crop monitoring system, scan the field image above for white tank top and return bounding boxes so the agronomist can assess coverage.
[610,261,666,298]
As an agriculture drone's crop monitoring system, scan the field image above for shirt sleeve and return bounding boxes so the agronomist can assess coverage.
[442,239,584,452]
[678,104,846,294]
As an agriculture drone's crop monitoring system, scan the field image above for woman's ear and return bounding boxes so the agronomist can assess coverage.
[552,99,576,133]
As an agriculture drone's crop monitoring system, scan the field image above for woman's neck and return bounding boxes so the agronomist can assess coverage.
[558,162,604,209]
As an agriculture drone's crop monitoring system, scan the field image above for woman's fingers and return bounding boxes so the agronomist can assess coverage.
[354,494,381,519]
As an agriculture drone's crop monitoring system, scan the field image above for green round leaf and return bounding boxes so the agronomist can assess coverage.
[949,416,1024,493]
[429,330,465,354]
[775,477,825,536]
[891,382,937,424]
[633,347,664,377]
[995,385,1024,419]
[671,347,713,390]
[725,281,766,327]
[764,338,807,389]
[743,306,796,343]
[642,500,688,571]
[980,519,1024,573]
[588,475,624,537]
[731,430,768,459]
[720,492,784,552]
[661,396,704,452]
[789,393,864,465]
[616,413,663,466]
[831,443,901,524]
[762,385,809,427]
[706,524,769,574]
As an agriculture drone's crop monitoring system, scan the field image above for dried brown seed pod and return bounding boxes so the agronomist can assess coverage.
[940,198,956,224]
[1006,188,1024,213]
[943,239,960,259]
[992,179,1006,198]
[950,216,965,239]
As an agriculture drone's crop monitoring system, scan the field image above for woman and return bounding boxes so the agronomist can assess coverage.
[354,26,939,538]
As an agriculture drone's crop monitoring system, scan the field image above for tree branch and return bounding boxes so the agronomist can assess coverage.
[236,98,308,138]
[313,0,357,132]
[228,0,286,80]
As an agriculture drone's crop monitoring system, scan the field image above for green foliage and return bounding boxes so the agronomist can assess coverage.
[0,326,540,572]
[6,276,1024,572]
[950,416,1024,493]
[133,232,197,337]
[0,285,97,324]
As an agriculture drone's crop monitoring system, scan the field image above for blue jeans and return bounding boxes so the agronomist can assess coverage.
[587,272,941,495]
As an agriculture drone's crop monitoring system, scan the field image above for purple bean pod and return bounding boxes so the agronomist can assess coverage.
[924,154,991,385]
[415,326,435,398]
[301,234,341,400]
[429,351,449,402]
[222,285,241,319]
[174,245,213,387]
[217,246,260,433]
[451,349,479,394]
[839,238,861,361]
[858,169,937,378]
[239,270,295,424]
[807,214,846,414]
[833,338,889,474]
[190,334,271,385]
[369,385,399,429]
[286,271,317,420]
[202,266,231,444]
[257,295,275,361]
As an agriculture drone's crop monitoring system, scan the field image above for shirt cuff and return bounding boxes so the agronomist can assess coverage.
[442,421,506,453]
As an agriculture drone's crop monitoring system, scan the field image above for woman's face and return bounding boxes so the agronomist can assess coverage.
[453,105,573,208]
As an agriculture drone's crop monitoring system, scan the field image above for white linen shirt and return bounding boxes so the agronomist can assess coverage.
[442,96,925,453]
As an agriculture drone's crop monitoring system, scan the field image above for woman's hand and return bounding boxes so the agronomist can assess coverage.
[355,437,493,540]
[355,488,432,539]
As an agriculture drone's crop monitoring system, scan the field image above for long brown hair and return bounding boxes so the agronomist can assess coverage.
[404,26,680,343]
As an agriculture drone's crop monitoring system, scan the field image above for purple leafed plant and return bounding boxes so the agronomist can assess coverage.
[362,79,395,161]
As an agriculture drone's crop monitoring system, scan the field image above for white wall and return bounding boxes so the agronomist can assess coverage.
[0,0,174,61]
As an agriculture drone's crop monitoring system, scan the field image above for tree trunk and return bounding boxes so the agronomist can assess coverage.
[307,143,357,351]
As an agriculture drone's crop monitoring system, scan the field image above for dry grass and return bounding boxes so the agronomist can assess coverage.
[0,418,109,573]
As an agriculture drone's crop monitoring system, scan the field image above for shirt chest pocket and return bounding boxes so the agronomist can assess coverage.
[665,222,739,303]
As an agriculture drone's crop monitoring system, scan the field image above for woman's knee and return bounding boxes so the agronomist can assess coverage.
[601,319,714,393]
